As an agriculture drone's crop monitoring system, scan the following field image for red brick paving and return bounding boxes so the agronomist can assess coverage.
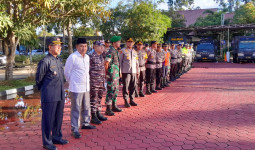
[1,62,255,150]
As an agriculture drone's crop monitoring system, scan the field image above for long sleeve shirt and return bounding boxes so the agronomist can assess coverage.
[64,51,90,93]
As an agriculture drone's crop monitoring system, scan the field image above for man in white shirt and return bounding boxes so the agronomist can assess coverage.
[64,38,95,139]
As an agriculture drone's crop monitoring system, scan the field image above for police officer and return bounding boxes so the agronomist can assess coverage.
[170,43,178,81]
[119,38,139,108]
[89,41,108,125]
[162,43,170,87]
[105,36,122,116]
[145,41,158,94]
[135,41,148,97]
[155,43,165,90]
[182,44,189,73]
[176,43,183,78]
[36,37,69,150]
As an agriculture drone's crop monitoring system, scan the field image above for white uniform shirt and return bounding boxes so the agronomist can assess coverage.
[64,51,90,93]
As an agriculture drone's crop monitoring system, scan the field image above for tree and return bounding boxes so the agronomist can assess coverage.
[100,1,171,42]
[233,2,255,24]
[0,0,109,80]
[167,0,195,10]
[214,0,255,11]
[191,10,232,27]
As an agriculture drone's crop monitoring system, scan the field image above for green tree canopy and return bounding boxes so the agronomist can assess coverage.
[233,2,255,24]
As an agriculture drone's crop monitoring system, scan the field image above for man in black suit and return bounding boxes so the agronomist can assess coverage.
[36,37,69,150]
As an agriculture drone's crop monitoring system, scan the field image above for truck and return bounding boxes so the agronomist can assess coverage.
[232,36,255,63]
[195,39,217,62]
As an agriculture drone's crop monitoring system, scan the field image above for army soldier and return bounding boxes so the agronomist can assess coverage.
[36,37,69,150]
[65,38,96,139]
[155,43,165,90]
[135,41,148,97]
[162,43,170,87]
[105,36,122,116]
[170,43,178,81]
[89,41,108,125]
[145,41,158,95]
[102,39,111,59]
[119,38,139,108]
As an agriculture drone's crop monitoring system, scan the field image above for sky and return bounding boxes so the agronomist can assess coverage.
[110,0,219,10]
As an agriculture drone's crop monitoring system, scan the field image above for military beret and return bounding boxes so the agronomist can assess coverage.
[135,41,143,45]
[151,41,157,45]
[126,38,134,42]
[110,36,121,42]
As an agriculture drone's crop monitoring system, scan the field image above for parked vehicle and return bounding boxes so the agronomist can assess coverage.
[232,36,255,63]
[195,39,217,62]
[0,55,7,65]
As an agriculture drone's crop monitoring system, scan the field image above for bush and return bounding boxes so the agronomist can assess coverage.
[15,55,27,63]
[59,52,70,64]
[32,55,46,63]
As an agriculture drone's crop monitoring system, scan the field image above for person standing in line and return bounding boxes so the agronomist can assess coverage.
[104,36,123,116]
[162,43,170,87]
[170,43,178,81]
[89,41,108,125]
[176,43,183,78]
[64,38,96,139]
[36,37,69,150]
[155,43,165,90]
[102,39,111,59]
[145,41,158,95]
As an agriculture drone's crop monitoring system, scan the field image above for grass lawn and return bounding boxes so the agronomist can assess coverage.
[0,77,35,91]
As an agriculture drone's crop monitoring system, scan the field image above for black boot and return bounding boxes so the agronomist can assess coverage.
[139,92,145,97]
[156,84,162,90]
[160,78,165,88]
[135,91,139,98]
[97,111,108,121]
[151,84,158,93]
[124,99,131,108]
[130,99,138,106]
[105,105,114,116]
[112,101,122,112]
[164,77,170,87]
[91,112,102,125]
[145,84,152,95]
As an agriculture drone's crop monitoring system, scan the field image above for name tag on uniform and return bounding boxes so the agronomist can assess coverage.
[50,65,56,68]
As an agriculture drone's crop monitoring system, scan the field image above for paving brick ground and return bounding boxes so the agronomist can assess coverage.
[1,62,255,150]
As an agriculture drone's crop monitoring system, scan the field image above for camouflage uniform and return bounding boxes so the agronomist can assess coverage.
[102,47,110,59]
[105,46,120,105]
[89,51,105,113]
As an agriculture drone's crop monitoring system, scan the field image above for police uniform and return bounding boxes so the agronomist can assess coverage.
[162,43,170,87]
[135,41,148,97]
[177,47,183,76]
[89,41,108,124]
[36,38,66,148]
[170,45,178,81]
[119,38,139,107]
[155,44,165,90]
[145,41,158,94]
[105,36,122,115]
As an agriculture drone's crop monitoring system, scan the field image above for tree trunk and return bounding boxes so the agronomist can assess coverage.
[43,26,46,54]
[62,24,66,52]
[5,32,19,80]
[67,21,73,54]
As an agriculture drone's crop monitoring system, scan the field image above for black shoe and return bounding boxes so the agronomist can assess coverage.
[135,93,139,98]
[52,139,69,145]
[151,90,158,93]
[91,113,102,125]
[139,92,145,97]
[105,105,115,116]
[97,111,108,121]
[81,124,96,129]
[112,102,122,112]
[156,86,162,90]
[124,99,131,108]
[164,83,170,87]
[43,144,57,150]
[160,85,165,88]
[130,100,138,106]
[72,131,81,139]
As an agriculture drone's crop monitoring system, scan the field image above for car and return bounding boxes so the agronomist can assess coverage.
[0,55,7,65]
[28,50,48,55]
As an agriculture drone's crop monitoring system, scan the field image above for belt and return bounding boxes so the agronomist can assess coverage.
[171,57,177,59]
[147,61,156,64]
[156,62,162,64]
[139,64,145,67]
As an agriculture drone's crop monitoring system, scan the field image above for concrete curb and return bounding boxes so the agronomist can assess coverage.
[0,85,37,97]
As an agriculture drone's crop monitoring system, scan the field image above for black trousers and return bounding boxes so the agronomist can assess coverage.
[122,73,137,101]
[146,68,155,84]
[41,100,64,146]
[135,70,146,94]
[170,63,177,78]
[156,68,163,85]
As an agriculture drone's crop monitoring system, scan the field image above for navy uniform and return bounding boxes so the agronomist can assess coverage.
[119,38,139,108]
[89,41,108,125]
[36,37,68,150]
[155,44,165,90]
[135,41,148,97]
[145,41,158,94]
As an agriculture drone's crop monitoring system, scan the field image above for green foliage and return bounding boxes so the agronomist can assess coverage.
[167,0,195,10]
[0,77,35,91]
[0,12,12,38]
[73,26,94,36]
[233,2,255,24]
[31,55,47,63]
[15,55,28,63]
[191,11,232,27]
[100,2,171,42]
